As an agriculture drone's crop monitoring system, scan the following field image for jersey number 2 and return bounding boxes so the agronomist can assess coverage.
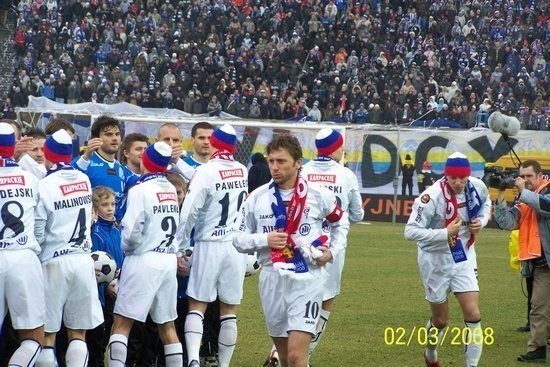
[160,216,177,248]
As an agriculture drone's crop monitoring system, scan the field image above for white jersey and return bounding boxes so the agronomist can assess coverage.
[172,155,201,181]
[302,158,364,223]
[404,176,491,254]
[234,179,350,268]
[0,163,40,253]
[121,175,179,255]
[18,154,47,179]
[178,156,248,246]
[35,168,93,262]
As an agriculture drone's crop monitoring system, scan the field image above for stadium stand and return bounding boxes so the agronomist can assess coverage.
[2,0,548,128]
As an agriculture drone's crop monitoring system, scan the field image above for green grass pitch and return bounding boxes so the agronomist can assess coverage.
[233,222,529,366]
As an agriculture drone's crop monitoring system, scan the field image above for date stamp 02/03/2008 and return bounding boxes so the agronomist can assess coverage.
[383,326,495,347]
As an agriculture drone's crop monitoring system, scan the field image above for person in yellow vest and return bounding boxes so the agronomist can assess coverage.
[508,229,534,332]
[494,160,550,363]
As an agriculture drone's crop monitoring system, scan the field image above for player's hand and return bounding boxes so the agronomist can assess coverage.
[177,255,190,277]
[446,217,461,236]
[107,279,118,299]
[170,143,184,163]
[267,231,288,249]
[468,218,482,235]
[14,136,34,160]
[83,138,103,160]
[314,245,333,266]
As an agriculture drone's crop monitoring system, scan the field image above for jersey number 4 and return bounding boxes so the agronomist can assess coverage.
[69,208,87,248]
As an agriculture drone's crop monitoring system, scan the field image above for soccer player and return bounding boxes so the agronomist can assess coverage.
[34,129,103,367]
[0,122,45,367]
[404,152,492,367]
[19,127,46,164]
[300,128,364,360]
[120,133,149,175]
[73,115,138,221]
[18,119,76,180]
[155,122,187,174]
[178,124,248,367]
[172,121,214,181]
[17,127,47,178]
[164,121,220,366]
[107,142,183,367]
[233,134,349,367]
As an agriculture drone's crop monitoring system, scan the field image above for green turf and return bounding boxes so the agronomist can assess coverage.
[233,222,530,366]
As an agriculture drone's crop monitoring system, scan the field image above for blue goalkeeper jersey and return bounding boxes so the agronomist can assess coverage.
[73,152,139,221]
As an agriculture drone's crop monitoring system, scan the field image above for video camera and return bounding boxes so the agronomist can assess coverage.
[482,164,518,190]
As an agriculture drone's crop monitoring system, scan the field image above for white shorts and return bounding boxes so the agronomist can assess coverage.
[42,254,103,332]
[259,267,327,337]
[418,249,479,304]
[115,252,178,324]
[187,241,246,305]
[0,249,45,330]
[323,250,346,301]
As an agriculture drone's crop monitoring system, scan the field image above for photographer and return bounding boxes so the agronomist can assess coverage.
[494,160,550,363]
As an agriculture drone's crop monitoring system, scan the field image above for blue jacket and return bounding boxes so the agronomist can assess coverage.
[73,152,139,221]
[91,216,123,306]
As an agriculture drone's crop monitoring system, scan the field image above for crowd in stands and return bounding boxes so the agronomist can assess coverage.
[2,0,549,129]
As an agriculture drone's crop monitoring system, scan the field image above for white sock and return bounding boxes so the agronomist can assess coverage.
[424,319,446,362]
[464,320,483,367]
[107,334,128,367]
[218,315,238,367]
[35,346,55,367]
[164,343,183,367]
[66,339,88,367]
[9,339,42,367]
[309,309,330,355]
[184,311,204,364]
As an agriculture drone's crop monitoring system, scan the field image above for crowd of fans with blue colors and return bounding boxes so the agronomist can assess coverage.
[2,0,549,129]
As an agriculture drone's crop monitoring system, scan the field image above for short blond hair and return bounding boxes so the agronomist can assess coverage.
[92,186,116,210]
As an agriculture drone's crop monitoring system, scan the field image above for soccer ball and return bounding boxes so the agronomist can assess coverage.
[91,251,117,284]
[245,253,261,277]
[177,248,193,277]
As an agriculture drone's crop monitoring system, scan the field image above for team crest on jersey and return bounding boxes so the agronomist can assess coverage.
[219,168,244,180]
[60,181,89,196]
[16,235,28,246]
[307,174,336,184]
[299,223,311,236]
[118,168,125,180]
[157,192,177,203]
[0,175,25,186]
[420,194,430,204]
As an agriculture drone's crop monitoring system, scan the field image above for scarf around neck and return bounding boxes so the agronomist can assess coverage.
[269,175,309,273]
[440,177,481,263]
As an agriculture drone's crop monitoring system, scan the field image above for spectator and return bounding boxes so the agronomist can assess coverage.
[401,154,415,196]
[207,95,222,117]
[308,101,322,122]
[5,0,547,127]
[247,152,271,193]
